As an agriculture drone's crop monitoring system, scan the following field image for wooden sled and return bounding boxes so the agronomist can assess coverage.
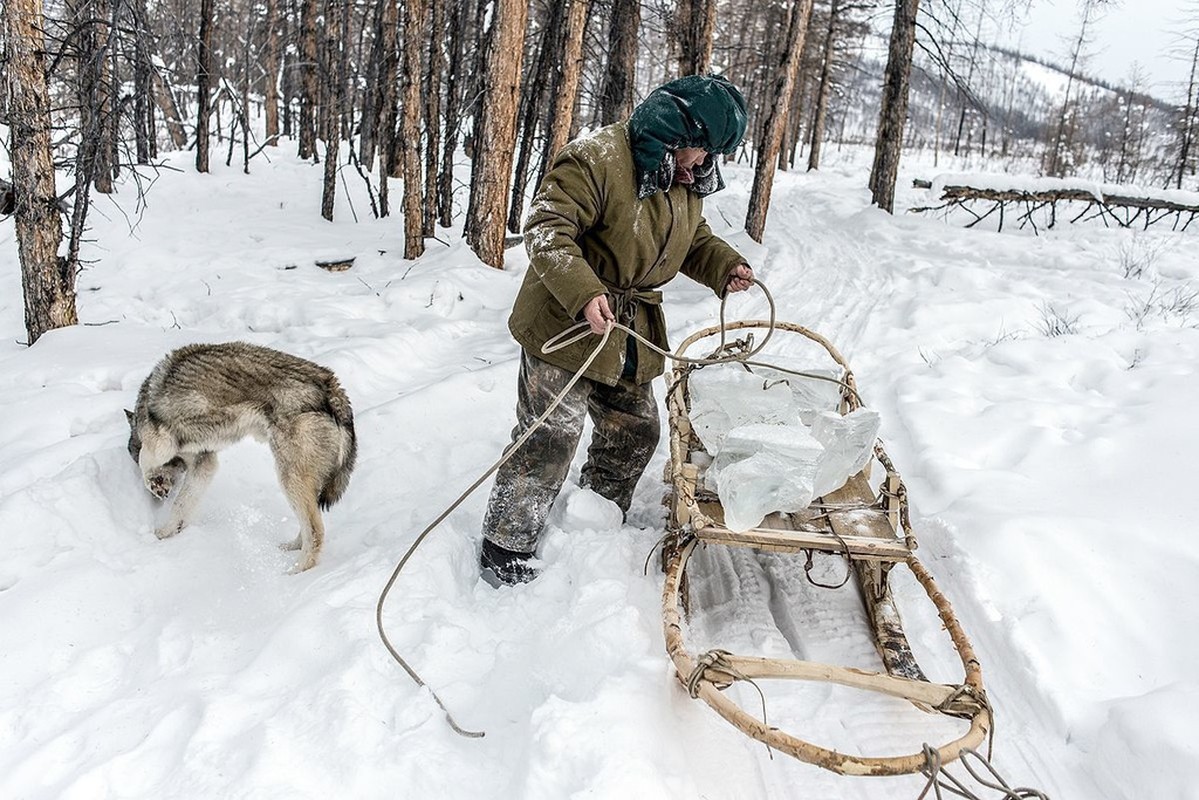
[662,321,990,776]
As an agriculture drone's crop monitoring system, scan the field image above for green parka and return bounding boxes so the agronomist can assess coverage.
[510,122,745,386]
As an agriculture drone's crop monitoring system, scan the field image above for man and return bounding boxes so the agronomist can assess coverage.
[481,74,755,585]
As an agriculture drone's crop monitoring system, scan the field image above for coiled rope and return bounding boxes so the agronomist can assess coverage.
[375,279,782,737]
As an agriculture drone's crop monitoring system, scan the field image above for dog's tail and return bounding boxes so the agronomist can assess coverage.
[319,375,357,510]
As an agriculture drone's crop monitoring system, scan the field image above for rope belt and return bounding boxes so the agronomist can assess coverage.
[605,284,663,326]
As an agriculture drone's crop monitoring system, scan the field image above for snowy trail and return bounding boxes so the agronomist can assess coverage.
[2,150,1196,799]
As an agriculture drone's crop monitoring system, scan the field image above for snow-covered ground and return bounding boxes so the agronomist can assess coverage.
[1,141,1196,799]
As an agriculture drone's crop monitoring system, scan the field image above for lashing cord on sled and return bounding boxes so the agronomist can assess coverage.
[917,744,1051,800]
[377,279,804,738]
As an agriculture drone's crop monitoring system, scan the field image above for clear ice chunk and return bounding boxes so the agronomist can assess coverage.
[752,365,846,425]
[711,423,825,532]
[688,368,796,455]
[685,362,879,531]
[809,408,881,497]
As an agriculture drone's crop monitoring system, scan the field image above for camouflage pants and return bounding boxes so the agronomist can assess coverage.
[481,349,660,554]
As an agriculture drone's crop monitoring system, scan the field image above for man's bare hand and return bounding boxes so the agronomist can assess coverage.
[583,294,616,334]
[726,263,754,293]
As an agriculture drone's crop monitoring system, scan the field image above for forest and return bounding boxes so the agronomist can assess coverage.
[4,0,1199,345]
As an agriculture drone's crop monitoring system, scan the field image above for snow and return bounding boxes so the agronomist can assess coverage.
[2,142,1197,799]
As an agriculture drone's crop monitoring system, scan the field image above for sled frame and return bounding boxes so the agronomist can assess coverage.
[662,320,990,776]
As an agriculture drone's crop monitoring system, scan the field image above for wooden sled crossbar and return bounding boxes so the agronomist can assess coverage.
[662,321,990,776]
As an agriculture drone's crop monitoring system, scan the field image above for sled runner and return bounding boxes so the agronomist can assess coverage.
[661,320,991,776]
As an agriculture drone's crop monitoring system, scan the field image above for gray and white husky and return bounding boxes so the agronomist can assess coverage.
[125,342,357,572]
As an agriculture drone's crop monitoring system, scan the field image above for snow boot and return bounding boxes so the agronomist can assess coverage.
[480,538,538,586]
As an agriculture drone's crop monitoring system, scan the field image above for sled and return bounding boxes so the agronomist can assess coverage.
[661,320,991,776]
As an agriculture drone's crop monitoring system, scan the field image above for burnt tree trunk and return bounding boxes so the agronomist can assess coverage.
[422,0,444,235]
[868,0,919,213]
[599,0,639,125]
[745,0,813,242]
[195,0,215,172]
[5,0,76,343]
[464,0,529,269]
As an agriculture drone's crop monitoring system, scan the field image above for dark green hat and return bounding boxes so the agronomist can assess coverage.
[628,75,748,197]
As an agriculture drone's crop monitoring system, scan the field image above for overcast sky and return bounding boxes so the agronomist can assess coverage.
[997,0,1198,95]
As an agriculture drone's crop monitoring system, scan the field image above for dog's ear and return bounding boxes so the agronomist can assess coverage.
[124,409,134,424]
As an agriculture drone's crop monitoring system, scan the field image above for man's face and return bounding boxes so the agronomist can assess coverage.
[673,147,709,185]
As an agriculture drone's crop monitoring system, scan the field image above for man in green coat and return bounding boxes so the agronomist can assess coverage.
[482,74,755,585]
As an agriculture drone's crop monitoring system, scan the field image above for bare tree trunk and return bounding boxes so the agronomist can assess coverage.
[437,0,465,228]
[1175,35,1199,189]
[868,0,919,213]
[507,12,556,234]
[297,0,320,160]
[422,0,444,236]
[400,0,427,256]
[464,0,529,269]
[132,0,153,163]
[745,0,814,242]
[321,0,344,220]
[152,68,189,149]
[378,0,399,217]
[263,0,283,145]
[540,0,590,172]
[806,0,839,171]
[1045,0,1101,177]
[599,0,639,126]
[195,0,215,172]
[5,0,76,344]
[676,0,715,76]
[89,0,116,192]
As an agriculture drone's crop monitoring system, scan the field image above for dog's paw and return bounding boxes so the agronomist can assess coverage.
[154,522,183,540]
[279,536,302,552]
[287,553,318,574]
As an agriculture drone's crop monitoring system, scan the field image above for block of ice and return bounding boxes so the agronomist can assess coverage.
[752,365,846,424]
[711,423,825,532]
[809,408,881,497]
[688,368,795,455]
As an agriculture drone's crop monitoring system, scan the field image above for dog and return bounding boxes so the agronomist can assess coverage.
[125,342,357,572]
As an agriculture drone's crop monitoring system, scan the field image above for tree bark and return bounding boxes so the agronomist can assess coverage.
[868,0,919,213]
[195,0,215,172]
[599,0,639,125]
[507,10,556,234]
[262,0,283,146]
[676,0,715,76]
[745,0,814,242]
[464,0,529,269]
[321,0,344,220]
[5,0,76,344]
[423,0,444,236]
[400,0,428,257]
[152,68,189,149]
[297,0,320,160]
[806,0,839,171]
[437,0,465,228]
[537,0,590,186]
